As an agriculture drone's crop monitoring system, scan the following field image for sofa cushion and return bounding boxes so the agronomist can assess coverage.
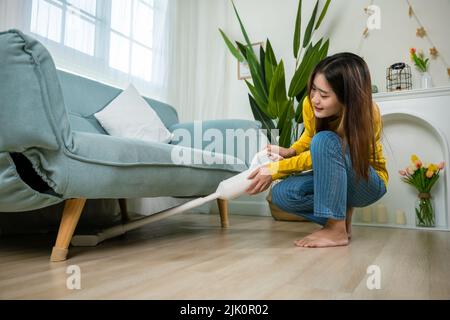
[68,113,107,134]
[94,84,174,144]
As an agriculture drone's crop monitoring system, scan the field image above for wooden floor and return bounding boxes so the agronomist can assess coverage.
[1,213,450,299]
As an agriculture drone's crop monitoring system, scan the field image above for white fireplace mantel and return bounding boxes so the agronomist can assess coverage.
[374,86,450,102]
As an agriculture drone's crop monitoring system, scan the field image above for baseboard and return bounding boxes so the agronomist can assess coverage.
[229,199,271,216]
[127,195,270,218]
[210,197,271,217]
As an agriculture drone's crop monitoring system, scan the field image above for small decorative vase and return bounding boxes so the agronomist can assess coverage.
[420,71,432,89]
[415,192,435,227]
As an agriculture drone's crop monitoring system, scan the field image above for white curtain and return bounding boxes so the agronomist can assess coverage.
[0,0,28,31]
[167,0,229,122]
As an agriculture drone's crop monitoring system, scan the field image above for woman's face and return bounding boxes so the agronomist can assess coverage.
[310,73,344,118]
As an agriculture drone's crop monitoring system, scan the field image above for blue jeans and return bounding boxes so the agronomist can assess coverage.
[271,131,387,226]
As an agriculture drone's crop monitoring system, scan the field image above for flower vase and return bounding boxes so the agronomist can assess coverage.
[420,72,432,89]
[415,193,435,227]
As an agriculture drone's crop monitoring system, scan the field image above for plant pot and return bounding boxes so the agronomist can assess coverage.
[415,192,435,227]
[266,186,307,222]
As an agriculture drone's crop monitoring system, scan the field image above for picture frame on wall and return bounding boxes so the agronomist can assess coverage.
[237,42,264,80]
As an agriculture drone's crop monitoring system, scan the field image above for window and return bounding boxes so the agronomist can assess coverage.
[29,0,156,83]
[109,0,154,81]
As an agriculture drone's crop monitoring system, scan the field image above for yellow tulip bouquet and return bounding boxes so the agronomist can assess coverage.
[399,155,445,227]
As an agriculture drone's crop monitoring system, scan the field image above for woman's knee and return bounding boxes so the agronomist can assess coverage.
[271,182,287,208]
[271,177,313,210]
[310,131,341,156]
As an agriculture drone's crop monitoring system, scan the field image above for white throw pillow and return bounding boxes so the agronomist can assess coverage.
[94,84,173,144]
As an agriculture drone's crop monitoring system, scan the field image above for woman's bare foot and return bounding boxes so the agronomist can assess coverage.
[346,208,354,240]
[294,219,349,248]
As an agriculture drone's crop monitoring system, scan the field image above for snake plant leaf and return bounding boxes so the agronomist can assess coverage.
[319,38,329,55]
[295,92,307,122]
[293,0,302,58]
[219,29,245,62]
[298,42,315,72]
[245,80,270,118]
[231,0,251,46]
[277,100,294,148]
[238,42,269,94]
[288,42,318,97]
[268,60,288,118]
[302,0,319,48]
[295,87,307,116]
[315,0,331,30]
[236,41,248,60]
[319,38,330,59]
[296,108,304,124]
[246,46,268,98]
[295,84,308,103]
[231,0,258,62]
[264,39,277,91]
[248,94,275,143]
[260,46,267,88]
[295,40,326,93]
[294,39,329,99]
[289,39,327,98]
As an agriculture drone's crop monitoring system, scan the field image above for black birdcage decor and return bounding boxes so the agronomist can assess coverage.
[386,62,412,92]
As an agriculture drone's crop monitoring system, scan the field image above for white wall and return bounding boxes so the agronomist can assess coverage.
[219,0,450,120]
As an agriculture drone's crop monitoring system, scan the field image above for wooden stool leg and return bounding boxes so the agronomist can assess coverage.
[118,198,129,223]
[217,199,229,228]
[50,198,86,262]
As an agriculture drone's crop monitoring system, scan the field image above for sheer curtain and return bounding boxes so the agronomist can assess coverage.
[167,0,230,122]
[0,0,172,101]
[0,0,28,31]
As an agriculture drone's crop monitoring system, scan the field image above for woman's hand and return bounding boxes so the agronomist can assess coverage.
[245,165,273,195]
[265,145,296,159]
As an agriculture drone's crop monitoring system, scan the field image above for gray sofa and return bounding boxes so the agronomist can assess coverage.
[0,29,260,261]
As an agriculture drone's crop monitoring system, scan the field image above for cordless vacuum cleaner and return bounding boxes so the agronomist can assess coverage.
[71,150,279,246]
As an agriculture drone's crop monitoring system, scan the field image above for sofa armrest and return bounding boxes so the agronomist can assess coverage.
[169,119,262,168]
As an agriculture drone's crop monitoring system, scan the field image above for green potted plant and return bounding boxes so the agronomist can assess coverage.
[220,0,331,147]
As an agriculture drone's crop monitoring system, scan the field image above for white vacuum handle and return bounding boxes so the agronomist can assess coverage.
[215,150,277,200]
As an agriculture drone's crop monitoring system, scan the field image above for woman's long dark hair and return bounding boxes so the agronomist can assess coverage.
[308,52,376,181]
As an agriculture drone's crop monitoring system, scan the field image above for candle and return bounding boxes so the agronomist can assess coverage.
[395,209,406,225]
[362,206,372,223]
[376,204,388,224]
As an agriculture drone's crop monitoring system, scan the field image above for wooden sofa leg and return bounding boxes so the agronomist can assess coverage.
[50,198,86,262]
[217,199,229,228]
[118,199,129,223]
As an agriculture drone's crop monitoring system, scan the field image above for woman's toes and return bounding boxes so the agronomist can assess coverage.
[294,239,306,247]
[295,236,313,247]
[303,238,318,248]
